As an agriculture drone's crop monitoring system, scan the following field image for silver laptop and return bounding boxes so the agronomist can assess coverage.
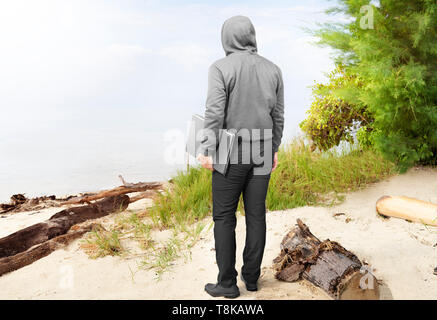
[186,114,236,175]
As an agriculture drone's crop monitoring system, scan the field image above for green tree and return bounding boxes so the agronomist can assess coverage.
[310,0,437,170]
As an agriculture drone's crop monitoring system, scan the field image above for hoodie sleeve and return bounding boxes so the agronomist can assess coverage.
[271,67,284,153]
[198,64,227,158]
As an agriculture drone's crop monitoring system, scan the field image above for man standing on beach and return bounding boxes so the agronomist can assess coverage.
[197,15,284,298]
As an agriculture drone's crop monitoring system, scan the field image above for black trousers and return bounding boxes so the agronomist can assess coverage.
[211,142,272,288]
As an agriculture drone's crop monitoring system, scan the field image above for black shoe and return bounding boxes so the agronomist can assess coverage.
[204,283,240,299]
[240,273,258,291]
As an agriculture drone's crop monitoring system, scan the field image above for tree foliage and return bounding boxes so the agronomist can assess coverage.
[306,0,437,170]
[300,66,372,151]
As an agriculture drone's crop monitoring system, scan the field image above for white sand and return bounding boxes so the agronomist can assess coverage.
[0,167,436,300]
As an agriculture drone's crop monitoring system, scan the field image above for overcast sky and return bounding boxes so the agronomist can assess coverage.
[0,0,335,138]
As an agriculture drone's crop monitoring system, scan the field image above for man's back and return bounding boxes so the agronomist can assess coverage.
[200,15,284,158]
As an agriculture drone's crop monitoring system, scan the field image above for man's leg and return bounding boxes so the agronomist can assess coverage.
[212,163,251,287]
[241,167,271,285]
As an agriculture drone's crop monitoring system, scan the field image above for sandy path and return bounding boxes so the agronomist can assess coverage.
[0,167,436,300]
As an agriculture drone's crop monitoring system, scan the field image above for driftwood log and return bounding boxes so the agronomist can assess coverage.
[273,219,380,300]
[64,181,162,205]
[128,190,157,203]
[0,195,129,268]
[376,195,437,227]
[0,223,99,277]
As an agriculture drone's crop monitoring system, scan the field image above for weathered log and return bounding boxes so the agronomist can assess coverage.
[64,182,162,205]
[0,223,99,277]
[0,195,129,259]
[376,195,437,227]
[273,219,380,300]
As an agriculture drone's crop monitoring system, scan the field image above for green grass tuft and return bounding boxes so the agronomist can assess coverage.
[81,228,124,259]
[149,166,213,228]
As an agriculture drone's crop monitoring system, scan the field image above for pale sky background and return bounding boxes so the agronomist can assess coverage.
[0,0,338,201]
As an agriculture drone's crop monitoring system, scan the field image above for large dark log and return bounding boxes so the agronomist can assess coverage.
[273,219,380,300]
[0,195,129,259]
[0,224,98,277]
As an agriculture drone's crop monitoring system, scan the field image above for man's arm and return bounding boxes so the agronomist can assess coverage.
[198,64,227,159]
[271,67,284,153]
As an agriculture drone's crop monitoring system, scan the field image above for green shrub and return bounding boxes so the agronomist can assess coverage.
[300,66,372,151]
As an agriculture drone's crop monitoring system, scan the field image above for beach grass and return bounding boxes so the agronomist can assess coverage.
[148,166,213,228]
[81,227,124,259]
[114,211,154,250]
[141,235,185,278]
[149,138,395,229]
[267,139,396,210]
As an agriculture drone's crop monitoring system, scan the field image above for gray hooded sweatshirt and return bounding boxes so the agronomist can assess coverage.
[199,15,284,158]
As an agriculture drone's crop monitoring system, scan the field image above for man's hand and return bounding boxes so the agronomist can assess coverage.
[196,154,214,171]
[272,152,278,172]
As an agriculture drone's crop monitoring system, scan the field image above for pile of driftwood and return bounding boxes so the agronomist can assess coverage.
[0,179,164,277]
[0,194,60,214]
[0,178,163,214]
[273,219,380,300]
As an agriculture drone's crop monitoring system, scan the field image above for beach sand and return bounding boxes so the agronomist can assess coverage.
[0,167,436,300]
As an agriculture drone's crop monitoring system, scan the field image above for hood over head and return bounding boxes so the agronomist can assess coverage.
[221,15,257,56]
